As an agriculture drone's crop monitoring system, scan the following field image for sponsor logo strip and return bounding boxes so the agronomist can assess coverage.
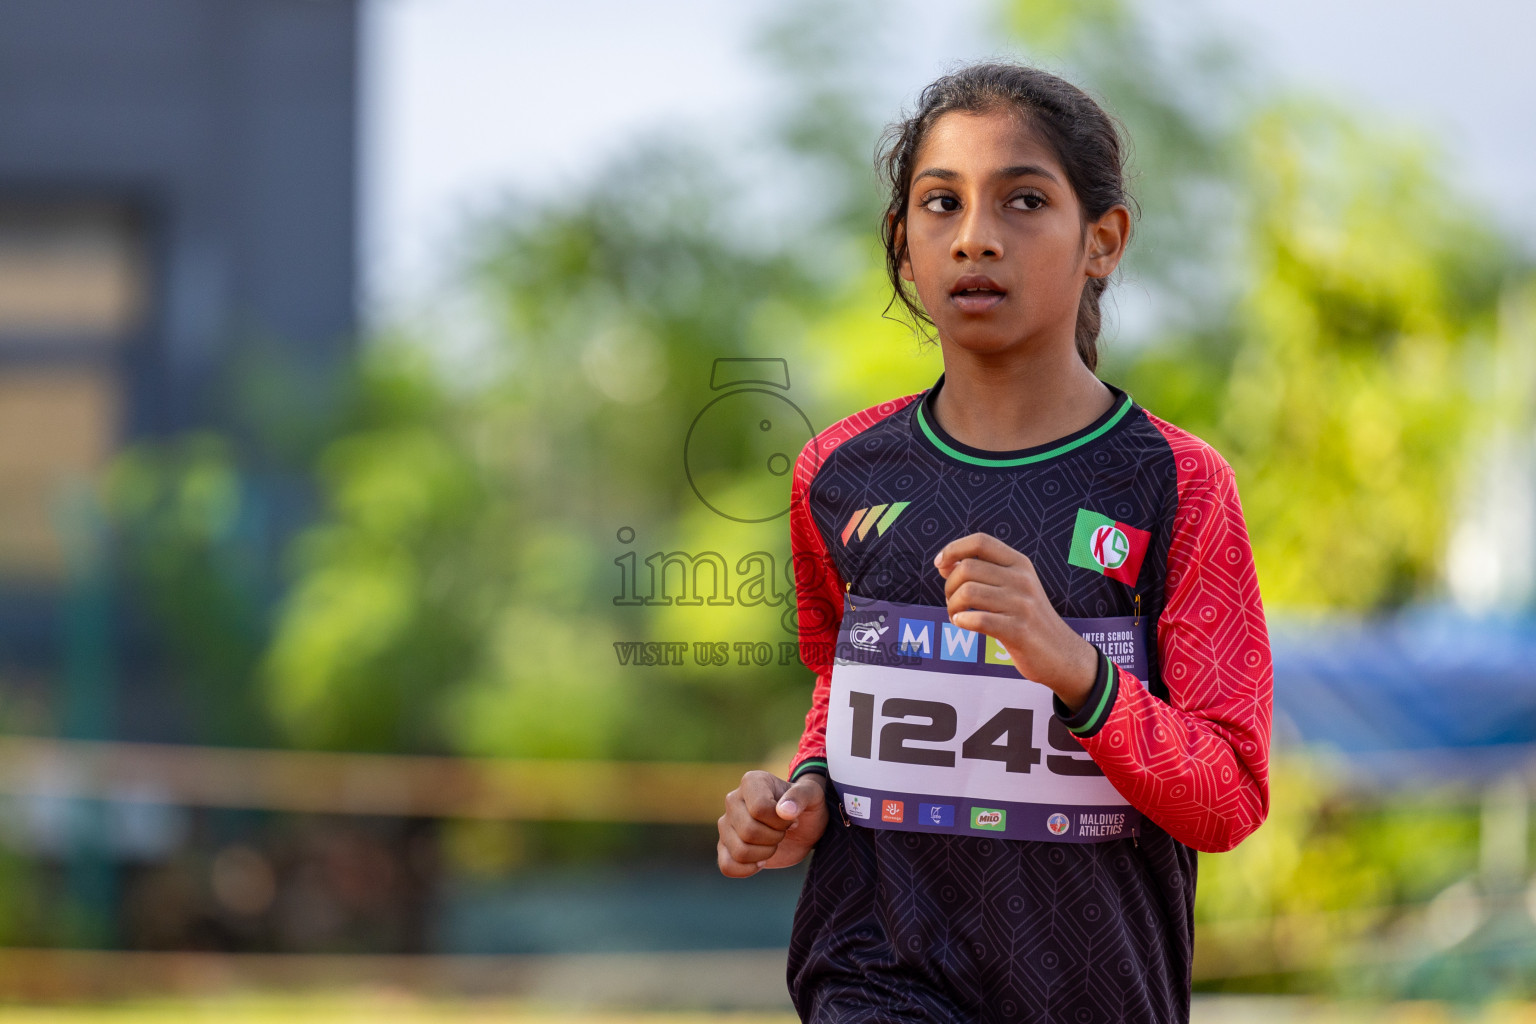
[832,784,1139,843]
[838,595,1148,682]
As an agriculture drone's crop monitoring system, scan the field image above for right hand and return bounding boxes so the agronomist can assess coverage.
[717,769,829,877]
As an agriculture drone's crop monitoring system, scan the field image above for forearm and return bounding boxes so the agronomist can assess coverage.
[1065,661,1269,853]
[789,672,831,780]
[1034,629,1102,715]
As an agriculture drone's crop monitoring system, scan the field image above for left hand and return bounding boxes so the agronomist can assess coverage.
[934,532,1100,712]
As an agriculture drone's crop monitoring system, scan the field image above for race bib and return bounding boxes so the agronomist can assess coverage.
[827,593,1148,843]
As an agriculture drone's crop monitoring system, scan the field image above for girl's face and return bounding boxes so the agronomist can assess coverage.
[896,107,1126,359]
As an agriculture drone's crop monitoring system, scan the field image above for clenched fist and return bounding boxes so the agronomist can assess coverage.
[935,531,1100,712]
[717,770,829,877]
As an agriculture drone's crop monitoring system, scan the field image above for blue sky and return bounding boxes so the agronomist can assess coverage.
[358,0,1536,323]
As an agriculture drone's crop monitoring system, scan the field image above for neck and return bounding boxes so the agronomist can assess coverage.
[930,337,1113,452]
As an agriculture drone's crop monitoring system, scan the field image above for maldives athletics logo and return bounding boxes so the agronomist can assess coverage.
[1068,508,1151,585]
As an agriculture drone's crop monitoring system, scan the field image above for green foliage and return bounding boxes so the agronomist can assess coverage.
[1002,0,1525,612]
[101,0,1534,766]
[1185,757,1536,1003]
[258,128,840,755]
[998,0,1127,53]
[0,842,50,945]
[262,349,488,751]
[1196,756,1480,930]
[1125,104,1514,610]
[1221,108,1509,609]
[105,434,272,745]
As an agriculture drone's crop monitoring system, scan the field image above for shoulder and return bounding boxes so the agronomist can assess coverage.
[792,389,926,492]
[1139,408,1236,496]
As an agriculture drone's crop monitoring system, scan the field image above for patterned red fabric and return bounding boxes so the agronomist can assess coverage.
[788,393,924,778]
[1075,413,1273,853]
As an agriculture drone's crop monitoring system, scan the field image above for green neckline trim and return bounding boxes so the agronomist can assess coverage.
[915,391,1133,467]
[1067,653,1118,736]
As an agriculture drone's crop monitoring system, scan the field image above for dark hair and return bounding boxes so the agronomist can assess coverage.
[875,61,1134,371]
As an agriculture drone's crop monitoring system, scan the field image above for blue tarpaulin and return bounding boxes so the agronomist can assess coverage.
[1270,606,1536,783]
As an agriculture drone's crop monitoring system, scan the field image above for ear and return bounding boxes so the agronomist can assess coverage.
[1084,204,1130,280]
[890,212,914,283]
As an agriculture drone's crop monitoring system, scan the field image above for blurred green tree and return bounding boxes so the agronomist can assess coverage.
[1124,104,1513,610]
[106,434,273,746]
[997,0,1523,611]
[105,0,1531,761]
[255,0,932,758]
[260,138,837,755]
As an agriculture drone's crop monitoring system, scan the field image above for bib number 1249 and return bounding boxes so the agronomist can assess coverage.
[845,692,1103,778]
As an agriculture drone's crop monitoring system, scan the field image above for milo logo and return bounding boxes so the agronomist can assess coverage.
[970,807,1006,831]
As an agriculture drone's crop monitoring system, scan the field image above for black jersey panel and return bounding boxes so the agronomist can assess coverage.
[788,375,1198,1024]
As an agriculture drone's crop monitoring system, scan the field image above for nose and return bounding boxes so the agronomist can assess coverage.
[950,199,1003,261]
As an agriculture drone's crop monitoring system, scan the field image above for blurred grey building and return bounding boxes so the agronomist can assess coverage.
[0,0,357,735]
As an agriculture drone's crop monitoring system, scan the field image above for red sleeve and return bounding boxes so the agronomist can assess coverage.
[784,392,924,781]
[1070,418,1273,853]
[786,434,845,781]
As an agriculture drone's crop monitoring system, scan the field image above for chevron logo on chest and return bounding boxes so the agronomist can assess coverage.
[840,501,912,545]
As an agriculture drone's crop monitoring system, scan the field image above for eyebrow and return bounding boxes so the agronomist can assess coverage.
[912,164,1061,186]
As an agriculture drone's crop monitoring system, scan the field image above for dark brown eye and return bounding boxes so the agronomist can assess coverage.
[921,195,959,213]
[1012,192,1046,211]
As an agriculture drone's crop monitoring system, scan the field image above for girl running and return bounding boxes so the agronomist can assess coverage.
[717,60,1272,1024]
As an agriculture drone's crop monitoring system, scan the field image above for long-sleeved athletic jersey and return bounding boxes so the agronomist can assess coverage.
[783,371,1272,1024]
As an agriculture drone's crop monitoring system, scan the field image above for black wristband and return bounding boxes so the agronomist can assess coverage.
[789,758,829,782]
[1052,648,1119,739]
